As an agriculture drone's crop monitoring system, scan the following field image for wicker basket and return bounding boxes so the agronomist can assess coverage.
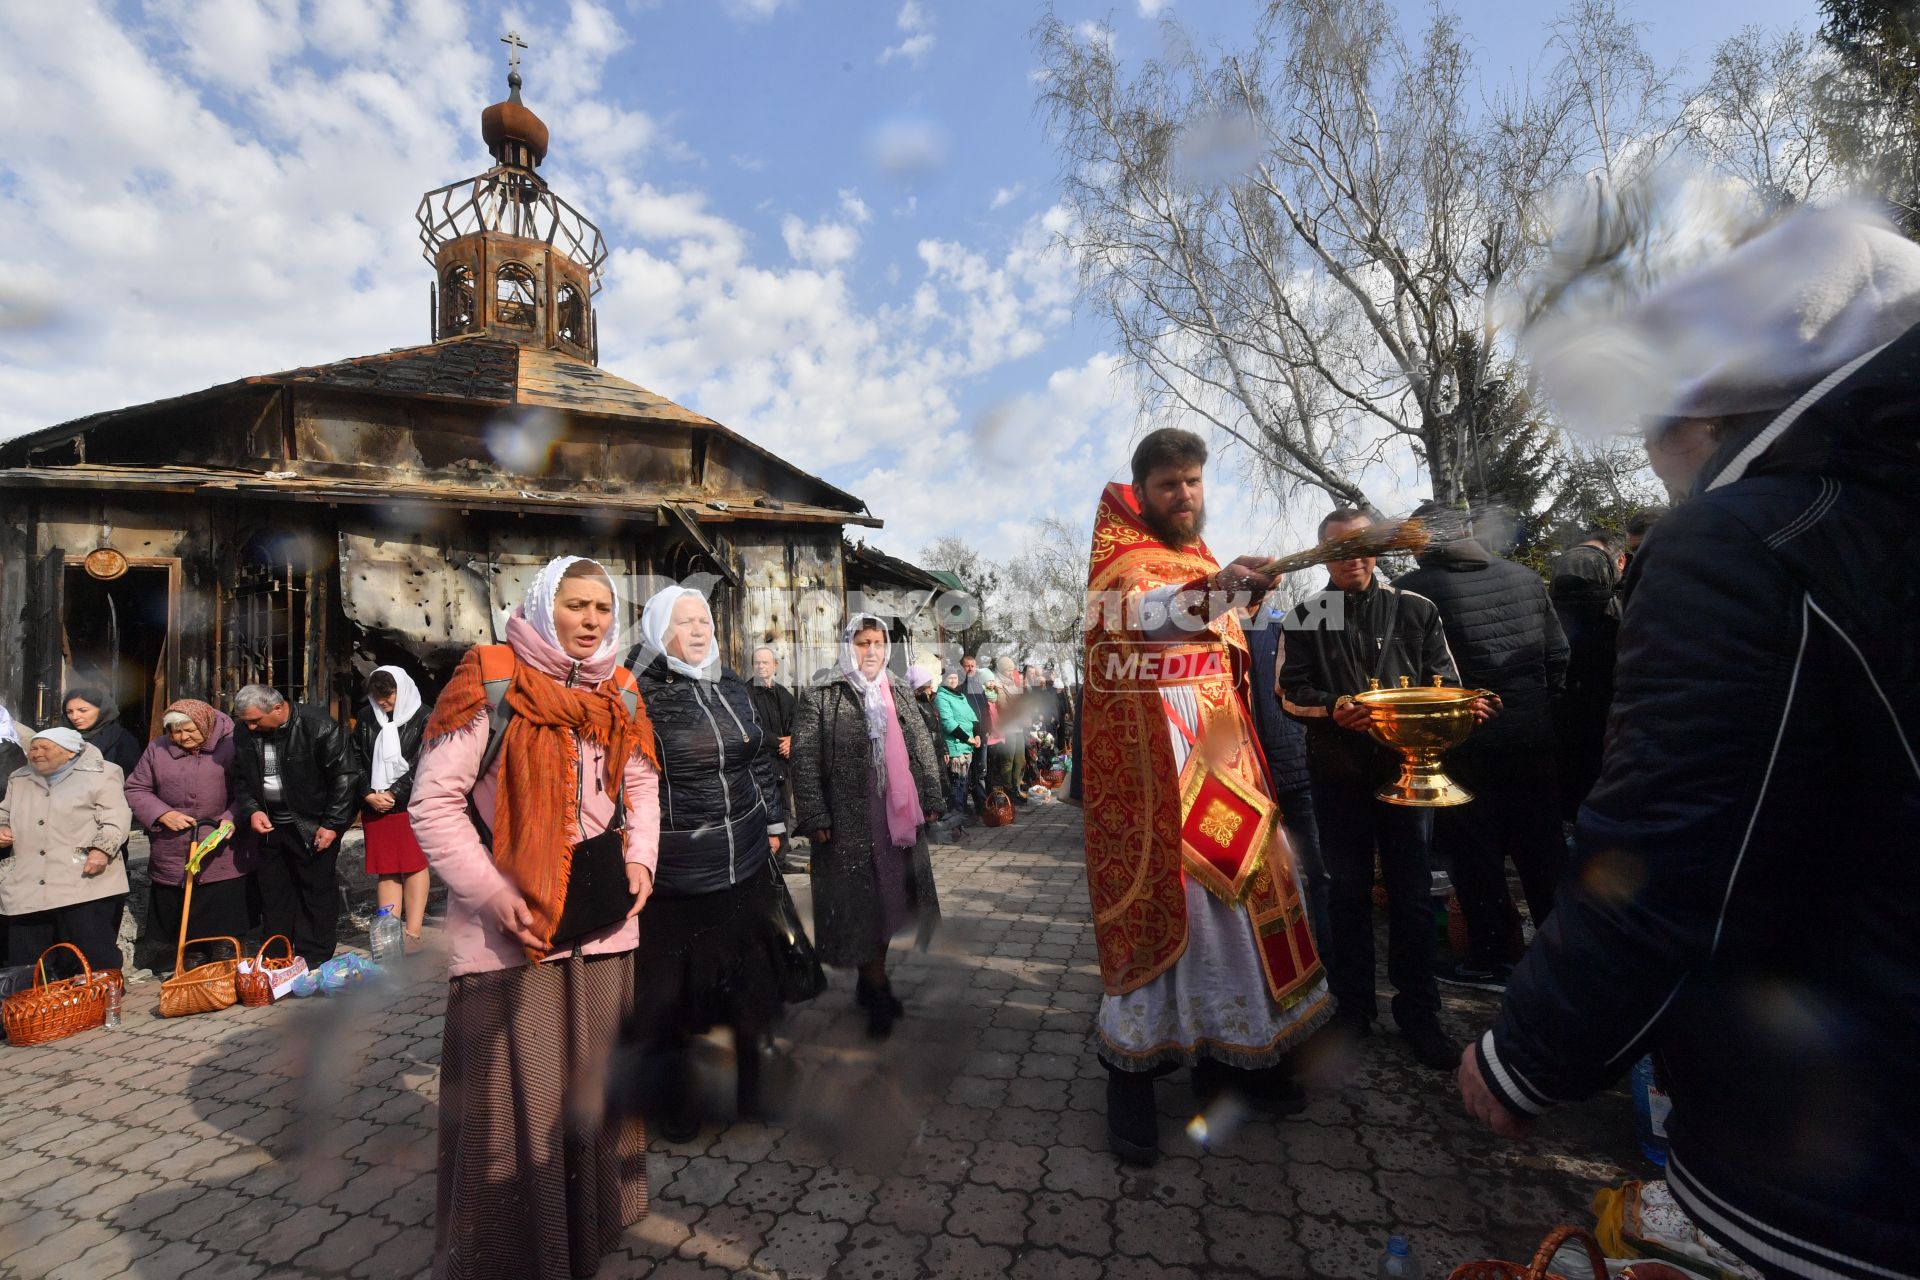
[982,789,1014,827]
[236,935,302,1007]
[1,943,122,1046]
[158,937,241,1019]
[1446,1225,1609,1280]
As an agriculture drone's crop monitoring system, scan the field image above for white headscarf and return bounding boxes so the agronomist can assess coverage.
[0,702,23,748]
[521,555,624,665]
[839,613,894,762]
[367,666,423,793]
[638,585,722,680]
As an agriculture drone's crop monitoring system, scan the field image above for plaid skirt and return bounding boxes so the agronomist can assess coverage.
[436,952,646,1280]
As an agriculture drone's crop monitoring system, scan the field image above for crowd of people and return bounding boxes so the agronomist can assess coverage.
[0,555,1071,1280]
[3,203,1913,1280]
[1080,200,1916,1280]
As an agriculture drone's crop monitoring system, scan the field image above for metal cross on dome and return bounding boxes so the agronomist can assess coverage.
[501,30,528,72]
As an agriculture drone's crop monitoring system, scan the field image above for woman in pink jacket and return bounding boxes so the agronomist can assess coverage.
[409,557,661,1280]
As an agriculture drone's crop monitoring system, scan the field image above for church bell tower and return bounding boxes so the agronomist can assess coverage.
[416,33,607,363]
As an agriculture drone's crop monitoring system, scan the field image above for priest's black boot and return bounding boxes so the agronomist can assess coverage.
[1105,1066,1159,1166]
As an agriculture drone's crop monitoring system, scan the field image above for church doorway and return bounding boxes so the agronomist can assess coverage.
[61,559,178,742]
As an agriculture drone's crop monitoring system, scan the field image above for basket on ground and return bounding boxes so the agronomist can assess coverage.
[1,943,123,1046]
[1447,1226,1609,1280]
[237,934,305,1007]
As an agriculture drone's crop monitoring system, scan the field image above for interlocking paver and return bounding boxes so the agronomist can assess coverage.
[0,804,1649,1278]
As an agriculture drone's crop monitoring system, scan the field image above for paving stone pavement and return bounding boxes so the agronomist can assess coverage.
[0,802,1649,1279]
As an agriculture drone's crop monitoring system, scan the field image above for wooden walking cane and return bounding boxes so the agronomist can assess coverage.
[158,820,242,1017]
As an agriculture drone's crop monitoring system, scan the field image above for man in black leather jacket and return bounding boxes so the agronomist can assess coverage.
[229,686,361,969]
[1461,206,1920,1280]
[1396,529,1568,989]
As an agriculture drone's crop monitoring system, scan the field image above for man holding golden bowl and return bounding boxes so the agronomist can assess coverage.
[1280,508,1493,1070]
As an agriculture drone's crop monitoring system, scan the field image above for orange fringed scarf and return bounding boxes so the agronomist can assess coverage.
[427,645,658,960]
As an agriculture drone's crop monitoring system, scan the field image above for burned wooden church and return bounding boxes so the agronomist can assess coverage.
[0,62,943,738]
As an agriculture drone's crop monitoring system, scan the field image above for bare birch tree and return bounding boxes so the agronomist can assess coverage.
[1686,26,1836,211]
[1035,0,1684,519]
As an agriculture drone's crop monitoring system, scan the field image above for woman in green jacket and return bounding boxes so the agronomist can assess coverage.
[934,673,979,817]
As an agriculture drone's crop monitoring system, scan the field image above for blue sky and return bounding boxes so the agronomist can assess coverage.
[0,0,1817,564]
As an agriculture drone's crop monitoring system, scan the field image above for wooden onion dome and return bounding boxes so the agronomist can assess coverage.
[415,37,606,363]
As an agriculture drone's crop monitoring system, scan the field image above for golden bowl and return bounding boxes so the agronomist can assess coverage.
[1353,679,1487,807]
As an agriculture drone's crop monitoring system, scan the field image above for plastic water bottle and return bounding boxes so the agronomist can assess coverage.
[1631,1055,1670,1166]
[369,907,404,971]
[103,981,122,1030]
[1378,1234,1424,1279]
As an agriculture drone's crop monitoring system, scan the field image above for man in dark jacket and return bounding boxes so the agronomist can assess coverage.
[230,685,360,969]
[1281,508,1483,1069]
[1550,571,1619,818]
[748,646,799,866]
[1460,206,1920,1280]
[1243,603,1331,962]
[1396,528,1568,989]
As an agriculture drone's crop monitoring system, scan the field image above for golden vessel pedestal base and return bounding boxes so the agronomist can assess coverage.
[1353,680,1490,809]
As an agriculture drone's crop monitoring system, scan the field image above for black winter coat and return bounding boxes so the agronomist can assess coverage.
[1394,540,1569,753]
[1551,575,1620,817]
[80,721,143,777]
[1478,327,1920,1280]
[633,658,787,899]
[1244,615,1309,794]
[790,672,946,966]
[747,679,797,784]
[348,703,431,815]
[1278,579,1462,783]
[230,705,361,844]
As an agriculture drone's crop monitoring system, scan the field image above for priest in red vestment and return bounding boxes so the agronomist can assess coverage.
[1081,427,1332,1165]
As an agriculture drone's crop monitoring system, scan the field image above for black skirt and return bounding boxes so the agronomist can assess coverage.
[147,878,251,957]
[630,858,787,1041]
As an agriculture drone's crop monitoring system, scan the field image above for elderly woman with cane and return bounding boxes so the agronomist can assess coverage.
[410,556,661,1280]
[0,728,133,977]
[124,700,255,977]
[790,615,945,1038]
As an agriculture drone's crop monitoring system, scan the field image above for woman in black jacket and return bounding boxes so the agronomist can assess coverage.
[624,586,792,1141]
[62,688,143,776]
[350,666,432,954]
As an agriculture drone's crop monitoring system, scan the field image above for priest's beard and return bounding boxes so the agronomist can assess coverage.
[1140,498,1206,548]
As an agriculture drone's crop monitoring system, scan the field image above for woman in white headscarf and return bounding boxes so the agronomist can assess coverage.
[790,615,946,1037]
[409,555,661,1280]
[0,727,133,978]
[618,585,794,1140]
[349,665,433,954]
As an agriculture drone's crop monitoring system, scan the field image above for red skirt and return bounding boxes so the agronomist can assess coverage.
[363,810,429,875]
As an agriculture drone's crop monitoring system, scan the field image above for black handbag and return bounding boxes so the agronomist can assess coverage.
[468,716,637,953]
[548,820,637,952]
[768,857,827,1002]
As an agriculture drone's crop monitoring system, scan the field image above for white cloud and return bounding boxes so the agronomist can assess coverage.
[1077,21,1117,55]
[989,184,1024,211]
[1138,0,1172,17]
[721,0,791,20]
[780,214,861,267]
[879,0,935,66]
[837,189,873,225]
[0,3,1119,568]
